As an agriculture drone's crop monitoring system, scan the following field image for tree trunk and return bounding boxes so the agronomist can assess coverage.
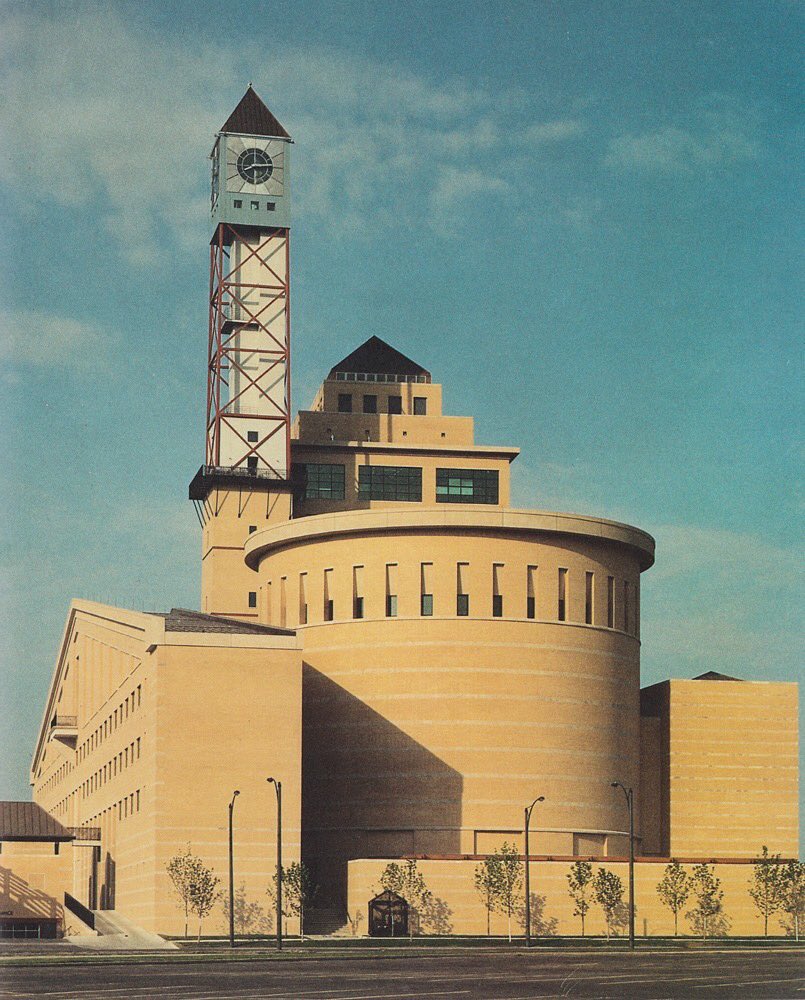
[605,915,610,941]
[486,899,490,937]
[581,911,585,937]
[764,910,768,936]
[507,907,511,943]
[795,913,799,942]
[197,916,202,943]
[300,906,304,942]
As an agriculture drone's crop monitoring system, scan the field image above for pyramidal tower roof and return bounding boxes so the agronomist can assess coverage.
[220,86,291,139]
[328,336,431,379]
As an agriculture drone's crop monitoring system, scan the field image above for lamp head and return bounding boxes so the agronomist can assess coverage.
[611,782,619,788]
[537,796,545,802]
[267,777,275,785]
[233,789,240,797]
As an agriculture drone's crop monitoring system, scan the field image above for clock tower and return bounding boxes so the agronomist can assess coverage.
[190,87,295,618]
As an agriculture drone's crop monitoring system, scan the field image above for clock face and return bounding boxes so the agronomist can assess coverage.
[237,148,273,185]
[225,137,285,195]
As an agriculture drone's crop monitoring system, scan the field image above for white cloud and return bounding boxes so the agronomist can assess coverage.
[605,106,760,173]
[642,524,803,680]
[520,119,587,144]
[0,309,114,370]
[0,10,593,264]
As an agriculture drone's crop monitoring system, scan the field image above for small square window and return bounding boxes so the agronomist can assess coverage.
[338,393,353,413]
[248,591,257,609]
[363,394,377,414]
[247,456,258,471]
[413,397,427,416]
[266,202,276,211]
[251,200,260,210]
[234,199,242,208]
[248,525,257,534]
[247,431,259,442]
[388,395,402,414]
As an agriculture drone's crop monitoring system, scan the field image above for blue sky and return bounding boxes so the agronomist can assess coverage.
[1,1,802,838]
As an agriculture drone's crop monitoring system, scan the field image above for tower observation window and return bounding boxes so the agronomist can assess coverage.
[436,469,499,504]
[359,465,422,502]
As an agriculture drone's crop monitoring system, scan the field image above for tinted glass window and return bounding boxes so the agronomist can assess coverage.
[359,465,422,502]
[436,468,499,504]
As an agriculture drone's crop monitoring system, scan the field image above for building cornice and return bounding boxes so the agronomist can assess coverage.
[244,506,656,571]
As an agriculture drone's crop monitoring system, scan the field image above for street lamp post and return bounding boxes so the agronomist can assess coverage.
[524,795,545,947]
[228,790,240,949]
[267,777,282,951]
[611,781,635,950]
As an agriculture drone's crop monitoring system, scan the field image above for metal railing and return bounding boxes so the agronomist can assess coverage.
[333,371,430,384]
[201,465,283,481]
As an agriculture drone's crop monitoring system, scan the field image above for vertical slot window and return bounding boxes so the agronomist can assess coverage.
[248,591,257,609]
[585,572,594,625]
[635,582,640,638]
[527,565,537,619]
[421,563,433,616]
[624,581,630,634]
[607,576,614,628]
[353,566,364,619]
[299,573,307,625]
[386,564,398,617]
[558,568,568,622]
[280,577,287,629]
[492,563,503,617]
[457,563,469,616]
[323,569,334,622]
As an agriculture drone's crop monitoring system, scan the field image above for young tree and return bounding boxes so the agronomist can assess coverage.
[474,858,497,936]
[778,860,805,941]
[166,846,199,938]
[656,861,690,936]
[188,863,221,942]
[748,846,784,936]
[687,863,723,940]
[593,868,624,940]
[566,861,593,936]
[484,842,523,943]
[379,859,431,940]
[272,861,317,940]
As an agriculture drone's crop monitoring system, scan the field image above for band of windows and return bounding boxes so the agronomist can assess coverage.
[264,565,638,634]
[294,464,500,505]
[358,465,422,502]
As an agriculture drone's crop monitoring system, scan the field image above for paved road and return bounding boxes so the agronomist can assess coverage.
[1,949,803,999]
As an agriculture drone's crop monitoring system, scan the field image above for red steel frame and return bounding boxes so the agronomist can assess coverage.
[206,223,291,479]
